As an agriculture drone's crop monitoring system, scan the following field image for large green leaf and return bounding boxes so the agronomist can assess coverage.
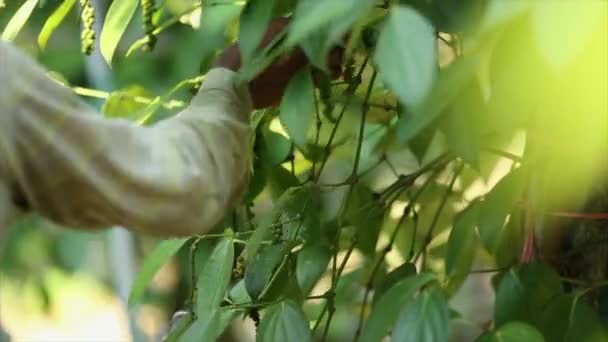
[360,273,436,342]
[477,321,545,342]
[100,0,139,64]
[245,242,292,300]
[296,0,374,71]
[181,238,235,341]
[1,0,39,41]
[287,0,357,45]
[239,0,275,63]
[296,242,332,295]
[279,67,314,148]
[532,1,606,71]
[444,203,479,293]
[257,300,313,342]
[38,0,77,50]
[261,130,293,166]
[374,5,437,110]
[536,296,608,342]
[128,238,188,307]
[477,168,525,252]
[494,263,563,328]
[374,262,417,305]
[392,287,450,342]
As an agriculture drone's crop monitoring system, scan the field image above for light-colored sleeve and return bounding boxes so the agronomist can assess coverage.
[0,40,252,237]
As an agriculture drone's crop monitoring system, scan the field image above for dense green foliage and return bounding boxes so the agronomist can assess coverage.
[1,0,607,341]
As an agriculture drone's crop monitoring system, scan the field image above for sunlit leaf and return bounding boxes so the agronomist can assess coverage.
[128,238,188,307]
[239,0,275,63]
[100,0,139,64]
[392,286,450,342]
[532,1,606,71]
[374,5,437,110]
[360,273,436,342]
[38,0,77,50]
[1,0,39,41]
[257,300,313,342]
[279,67,314,148]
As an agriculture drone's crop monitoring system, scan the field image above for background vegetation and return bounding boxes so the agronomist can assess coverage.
[1,0,607,341]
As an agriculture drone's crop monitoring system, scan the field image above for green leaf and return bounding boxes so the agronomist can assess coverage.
[479,0,532,33]
[287,0,356,45]
[257,300,313,342]
[395,53,481,143]
[440,81,483,170]
[532,1,606,71]
[374,5,437,110]
[279,67,314,148]
[102,85,152,120]
[180,308,238,342]
[128,238,188,307]
[296,0,374,71]
[195,1,244,69]
[477,321,545,342]
[181,238,235,341]
[494,263,563,327]
[345,184,385,257]
[239,0,275,63]
[392,286,450,342]
[374,262,417,305]
[261,130,293,166]
[38,0,77,50]
[245,242,292,300]
[296,242,332,295]
[360,273,436,342]
[536,295,608,342]
[242,187,300,262]
[1,0,39,41]
[100,0,139,65]
[478,168,525,252]
[444,203,479,293]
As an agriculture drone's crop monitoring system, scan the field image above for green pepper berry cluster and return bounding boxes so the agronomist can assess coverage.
[141,0,157,51]
[80,0,95,55]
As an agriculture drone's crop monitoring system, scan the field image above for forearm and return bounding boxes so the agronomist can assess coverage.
[0,41,252,236]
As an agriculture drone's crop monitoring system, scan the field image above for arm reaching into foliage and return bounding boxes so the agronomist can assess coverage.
[0,40,252,237]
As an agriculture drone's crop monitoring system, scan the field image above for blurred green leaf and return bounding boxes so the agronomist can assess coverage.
[478,168,525,252]
[536,295,608,342]
[102,85,152,119]
[287,0,358,45]
[181,238,234,341]
[374,262,417,305]
[1,0,38,41]
[296,242,332,295]
[257,299,313,342]
[360,272,436,342]
[128,238,188,307]
[345,184,385,257]
[100,0,139,65]
[297,0,374,71]
[392,286,450,342]
[477,321,545,342]
[239,0,275,63]
[440,81,484,170]
[494,263,563,328]
[38,0,77,50]
[532,1,606,71]
[374,5,437,110]
[444,203,479,293]
[279,67,314,148]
